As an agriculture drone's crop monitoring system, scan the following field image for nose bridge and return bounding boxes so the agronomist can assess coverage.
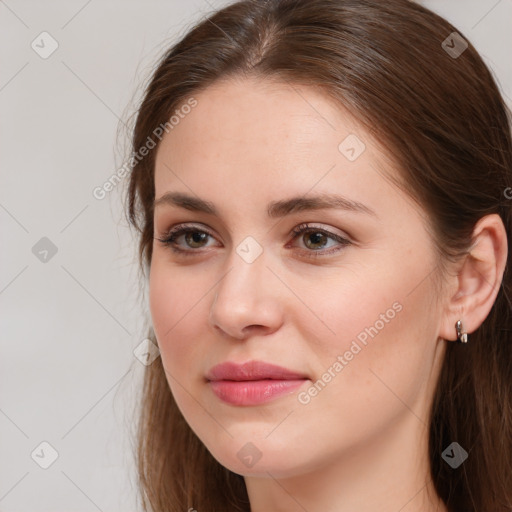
[209,239,283,337]
[215,240,268,307]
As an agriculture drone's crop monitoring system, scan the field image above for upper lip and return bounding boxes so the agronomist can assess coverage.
[206,360,308,381]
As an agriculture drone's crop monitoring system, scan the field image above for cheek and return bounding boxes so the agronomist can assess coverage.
[148,259,221,439]
[291,261,408,362]
[312,247,434,355]
[298,259,438,429]
[148,259,209,370]
[149,260,174,344]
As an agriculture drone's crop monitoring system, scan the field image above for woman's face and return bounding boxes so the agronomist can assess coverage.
[149,76,447,478]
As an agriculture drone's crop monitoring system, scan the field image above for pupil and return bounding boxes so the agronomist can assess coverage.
[188,232,207,247]
[307,232,326,249]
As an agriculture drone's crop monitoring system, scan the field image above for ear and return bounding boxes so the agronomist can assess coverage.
[439,213,508,341]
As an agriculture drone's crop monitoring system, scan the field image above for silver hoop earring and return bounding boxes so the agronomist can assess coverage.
[455,319,468,343]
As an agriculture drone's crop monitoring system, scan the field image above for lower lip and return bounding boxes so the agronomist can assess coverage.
[209,379,307,406]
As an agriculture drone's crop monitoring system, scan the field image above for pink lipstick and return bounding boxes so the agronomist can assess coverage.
[206,360,308,406]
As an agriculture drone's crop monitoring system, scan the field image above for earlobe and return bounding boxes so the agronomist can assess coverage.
[438,214,508,342]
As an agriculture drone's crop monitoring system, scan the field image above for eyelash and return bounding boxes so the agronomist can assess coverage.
[155,222,351,259]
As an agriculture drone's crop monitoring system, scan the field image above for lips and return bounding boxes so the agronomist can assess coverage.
[205,360,309,406]
[205,360,308,381]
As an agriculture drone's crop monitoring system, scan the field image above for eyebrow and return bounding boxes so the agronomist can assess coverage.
[153,191,377,218]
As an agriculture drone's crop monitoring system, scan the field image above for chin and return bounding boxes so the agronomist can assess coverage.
[202,436,312,478]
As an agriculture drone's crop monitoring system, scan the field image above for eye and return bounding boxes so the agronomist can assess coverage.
[155,224,217,253]
[288,223,351,258]
[155,222,351,258]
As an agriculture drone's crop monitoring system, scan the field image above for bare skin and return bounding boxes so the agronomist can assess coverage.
[149,75,507,512]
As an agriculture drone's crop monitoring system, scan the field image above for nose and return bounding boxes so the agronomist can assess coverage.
[208,248,284,340]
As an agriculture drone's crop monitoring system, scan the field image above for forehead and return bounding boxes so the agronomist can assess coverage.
[155,77,374,177]
[152,76,412,225]
[158,76,363,151]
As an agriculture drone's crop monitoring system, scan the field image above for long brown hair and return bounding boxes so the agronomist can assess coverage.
[124,0,512,510]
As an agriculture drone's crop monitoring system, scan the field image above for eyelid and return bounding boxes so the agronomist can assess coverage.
[289,222,350,241]
[155,221,352,259]
[156,221,349,241]
[158,222,217,242]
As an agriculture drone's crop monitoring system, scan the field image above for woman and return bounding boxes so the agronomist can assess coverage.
[125,0,512,510]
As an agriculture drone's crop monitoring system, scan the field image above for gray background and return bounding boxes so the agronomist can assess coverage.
[1,1,511,510]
